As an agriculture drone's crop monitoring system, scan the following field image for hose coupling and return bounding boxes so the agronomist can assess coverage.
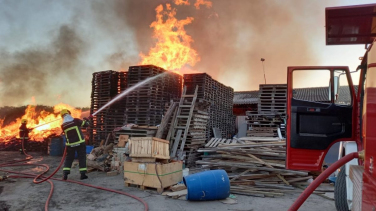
[358,150,365,161]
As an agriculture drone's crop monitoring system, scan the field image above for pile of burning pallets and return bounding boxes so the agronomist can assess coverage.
[246,84,287,138]
[0,138,48,152]
[125,65,182,126]
[89,70,128,145]
[183,73,235,139]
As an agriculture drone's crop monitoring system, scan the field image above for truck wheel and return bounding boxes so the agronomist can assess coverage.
[334,166,349,211]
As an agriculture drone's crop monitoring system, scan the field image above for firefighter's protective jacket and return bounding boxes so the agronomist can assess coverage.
[61,118,89,146]
[19,123,29,139]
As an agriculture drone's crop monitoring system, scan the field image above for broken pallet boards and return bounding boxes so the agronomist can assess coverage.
[197,138,313,197]
[167,87,210,167]
[246,112,285,138]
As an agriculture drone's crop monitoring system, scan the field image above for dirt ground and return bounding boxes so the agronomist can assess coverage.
[0,152,336,211]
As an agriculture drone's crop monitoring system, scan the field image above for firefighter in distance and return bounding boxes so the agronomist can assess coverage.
[19,119,32,154]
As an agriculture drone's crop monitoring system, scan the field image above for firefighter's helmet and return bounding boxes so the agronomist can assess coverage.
[60,109,71,117]
[21,119,27,124]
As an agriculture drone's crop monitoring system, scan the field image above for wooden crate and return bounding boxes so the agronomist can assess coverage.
[124,162,182,192]
[130,137,170,159]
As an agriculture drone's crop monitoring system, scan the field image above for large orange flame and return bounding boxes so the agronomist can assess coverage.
[139,3,201,72]
[0,103,81,142]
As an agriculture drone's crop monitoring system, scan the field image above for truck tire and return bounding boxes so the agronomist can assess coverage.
[334,166,350,211]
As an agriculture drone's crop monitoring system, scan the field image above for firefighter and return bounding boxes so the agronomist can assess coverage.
[60,109,90,180]
[19,119,32,154]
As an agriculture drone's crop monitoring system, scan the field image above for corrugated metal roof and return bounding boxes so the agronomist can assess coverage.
[294,85,358,104]
[234,86,359,105]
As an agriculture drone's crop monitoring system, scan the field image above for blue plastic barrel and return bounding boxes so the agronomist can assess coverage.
[86,145,94,154]
[183,169,230,201]
[49,137,63,156]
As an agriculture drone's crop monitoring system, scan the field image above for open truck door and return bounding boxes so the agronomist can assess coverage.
[286,66,357,171]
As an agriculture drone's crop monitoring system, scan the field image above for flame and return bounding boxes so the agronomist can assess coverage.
[194,0,212,9]
[0,103,81,142]
[174,0,190,5]
[139,3,201,72]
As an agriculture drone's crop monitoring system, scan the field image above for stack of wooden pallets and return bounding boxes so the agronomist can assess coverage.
[89,70,128,145]
[246,84,287,138]
[125,65,182,126]
[183,73,235,140]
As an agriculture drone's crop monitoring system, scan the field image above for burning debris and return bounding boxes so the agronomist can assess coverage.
[0,103,82,142]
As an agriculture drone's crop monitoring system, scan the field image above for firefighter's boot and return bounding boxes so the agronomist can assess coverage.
[63,172,68,180]
[80,173,88,180]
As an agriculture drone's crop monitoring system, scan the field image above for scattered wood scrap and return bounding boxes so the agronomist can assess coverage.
[87,143,128,173]
[197,138,315,197]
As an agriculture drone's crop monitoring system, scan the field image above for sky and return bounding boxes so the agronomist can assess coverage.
[0,0,374,107]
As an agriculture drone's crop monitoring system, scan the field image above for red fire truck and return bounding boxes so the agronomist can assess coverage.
[286,4,376,211]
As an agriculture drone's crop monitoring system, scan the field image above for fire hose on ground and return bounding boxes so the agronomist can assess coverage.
[0,74,170,211]
[0,133,149,211]
[288,151,363,211]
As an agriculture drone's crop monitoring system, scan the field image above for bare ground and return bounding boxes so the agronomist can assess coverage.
[0,152,336,211]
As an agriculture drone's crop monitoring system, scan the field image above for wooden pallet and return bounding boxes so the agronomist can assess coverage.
[204,138,245,148]
[131,157,169,164]
[124,182,171,194]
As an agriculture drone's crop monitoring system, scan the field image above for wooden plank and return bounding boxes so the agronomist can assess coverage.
[225,139,232,144]
[156,102,178,138]
[277,128,283,139]
[220,138,227,144]
[166,189,187,197]
[166,104,179,141]
[210,138,221,148]
[132,157,156,163]
[178,86,198,160]
[129,137,169,159]
[117,135,129,147]
[205,138,216,147]
[171,130,182,157]
[208,138,217,148]
[196,160,308,176]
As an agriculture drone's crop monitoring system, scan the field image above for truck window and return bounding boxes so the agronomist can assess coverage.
[292,70,331,104]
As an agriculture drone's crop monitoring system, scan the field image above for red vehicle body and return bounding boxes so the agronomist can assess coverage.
[285,4,376,210]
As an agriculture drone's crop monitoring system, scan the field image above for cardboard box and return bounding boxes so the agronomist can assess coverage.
[123,162,182,189]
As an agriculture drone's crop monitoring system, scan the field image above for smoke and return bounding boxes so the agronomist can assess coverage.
[0,0,345,107]
[94,0,322,90]
[0,24,86,105]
